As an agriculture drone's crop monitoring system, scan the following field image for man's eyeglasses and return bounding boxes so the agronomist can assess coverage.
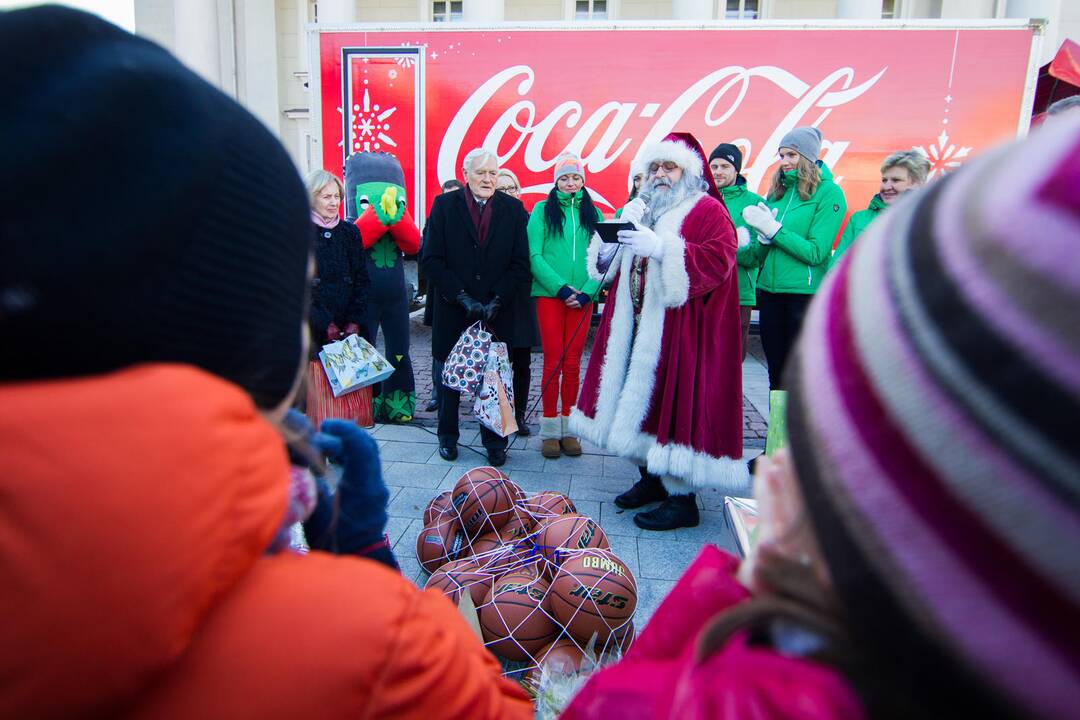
[648,161,679,174]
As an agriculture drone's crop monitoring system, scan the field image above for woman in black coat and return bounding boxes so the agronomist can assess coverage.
[305,170,370,426]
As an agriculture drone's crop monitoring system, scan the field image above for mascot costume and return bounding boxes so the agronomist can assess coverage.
[345,151,421,423]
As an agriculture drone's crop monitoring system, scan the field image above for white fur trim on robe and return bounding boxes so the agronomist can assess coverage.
[569,193,748,493]
[586,232,621,287]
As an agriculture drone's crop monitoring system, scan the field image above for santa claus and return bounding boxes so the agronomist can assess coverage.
[569,132,746,530]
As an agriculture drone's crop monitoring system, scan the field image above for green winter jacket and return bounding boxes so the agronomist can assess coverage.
[722,181,766,306]
[749,163,847,295]
[528,190,603,299]
[829,193,886,271]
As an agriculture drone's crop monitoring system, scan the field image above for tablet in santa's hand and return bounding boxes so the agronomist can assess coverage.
[597,220,634,243]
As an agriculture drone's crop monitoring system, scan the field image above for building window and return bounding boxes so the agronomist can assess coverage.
[576,0,608,19]
[882,0,898,18]
[725,0,758,19]
[432,0,462,22]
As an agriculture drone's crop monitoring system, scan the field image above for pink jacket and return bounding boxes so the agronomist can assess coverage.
[561,546,866,720]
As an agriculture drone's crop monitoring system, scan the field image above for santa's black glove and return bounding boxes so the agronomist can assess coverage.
[457,291,484,322]
[482,297,501,323]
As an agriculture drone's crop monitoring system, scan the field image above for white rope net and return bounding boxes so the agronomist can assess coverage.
[416,470,638,697]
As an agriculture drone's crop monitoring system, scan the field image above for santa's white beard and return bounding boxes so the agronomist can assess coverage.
[640,173,701,227]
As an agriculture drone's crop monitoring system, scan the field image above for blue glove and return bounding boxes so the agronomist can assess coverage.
[303,419,395,568]
[556,285,575,301]
[575,292,590,306]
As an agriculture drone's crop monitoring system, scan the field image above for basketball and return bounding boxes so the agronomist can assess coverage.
[534,514,609,564]
[505,478,527,504]
[425,557,495,607]
[478,572,558,661]
[521,491,576,522]
[498,509,534,544]
[415,519,467,573]
[452,468,516,539]
[467,531,504,557]
[423,491,454,525]
[549,549,636,646]
[521,636,589,695]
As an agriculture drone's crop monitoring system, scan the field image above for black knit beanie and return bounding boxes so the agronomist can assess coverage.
[0,7,312,409]
[708,143,743,174]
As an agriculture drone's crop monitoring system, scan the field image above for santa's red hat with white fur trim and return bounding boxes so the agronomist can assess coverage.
[635,131,723,202]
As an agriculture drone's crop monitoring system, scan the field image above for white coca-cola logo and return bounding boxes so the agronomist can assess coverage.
[437,64,886,207]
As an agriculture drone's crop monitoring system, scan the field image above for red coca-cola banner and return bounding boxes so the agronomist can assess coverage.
[317,25,1035,220]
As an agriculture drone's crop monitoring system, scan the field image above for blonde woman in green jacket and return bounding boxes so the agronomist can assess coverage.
[528,154,602,458]
[829,149,930,271]
[742,127,847,390]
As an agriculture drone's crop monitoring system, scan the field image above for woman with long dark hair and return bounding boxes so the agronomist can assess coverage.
[527,153,601,458]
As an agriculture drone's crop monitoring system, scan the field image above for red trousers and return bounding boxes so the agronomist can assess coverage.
[536,297,591,418]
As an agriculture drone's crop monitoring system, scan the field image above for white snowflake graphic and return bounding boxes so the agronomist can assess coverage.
[350,88,398,153]
[397,44,417,68]
[915,129,971,180]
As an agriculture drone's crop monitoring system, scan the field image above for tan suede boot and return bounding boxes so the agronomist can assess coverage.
[540,416,562,458]
[560,416,582,456]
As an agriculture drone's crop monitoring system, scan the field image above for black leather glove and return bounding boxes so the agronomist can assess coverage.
[482,297,501,323]
[457,291,484,322]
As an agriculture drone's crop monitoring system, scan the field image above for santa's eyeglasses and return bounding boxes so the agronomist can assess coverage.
[648,161,680,174]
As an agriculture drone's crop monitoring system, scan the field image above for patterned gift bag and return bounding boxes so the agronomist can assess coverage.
[319,334,395,397]
[473,341,519,437]
[441,321,493,396]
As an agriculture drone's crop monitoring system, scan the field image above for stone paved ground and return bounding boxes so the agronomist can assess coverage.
[371,311,771,628]
[401,306,769,441]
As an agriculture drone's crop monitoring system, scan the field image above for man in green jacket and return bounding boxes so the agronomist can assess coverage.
[710,143,764,361]
[829,149,930,271]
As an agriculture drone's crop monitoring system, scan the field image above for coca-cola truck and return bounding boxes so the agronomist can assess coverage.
[308,20,1043,221]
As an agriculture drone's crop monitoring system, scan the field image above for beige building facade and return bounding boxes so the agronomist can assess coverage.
[133,0,1078,174]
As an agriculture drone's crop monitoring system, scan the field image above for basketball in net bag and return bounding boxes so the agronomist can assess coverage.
[549,548,637,646]
[415,519,467,573]
[534,514,609,564]
[452,468,516,539]
[478,572,558,661]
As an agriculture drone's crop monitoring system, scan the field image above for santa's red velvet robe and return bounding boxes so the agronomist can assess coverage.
[570,192,747,493]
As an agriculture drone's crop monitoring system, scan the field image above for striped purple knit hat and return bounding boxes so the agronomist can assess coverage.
[787,117,1080,718]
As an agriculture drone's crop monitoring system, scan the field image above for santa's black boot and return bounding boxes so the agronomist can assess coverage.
[614,467,669,509]
[633,493,700,531]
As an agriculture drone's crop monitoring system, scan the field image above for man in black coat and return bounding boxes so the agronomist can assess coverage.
[422,148,530,465]
[421,178,463,413]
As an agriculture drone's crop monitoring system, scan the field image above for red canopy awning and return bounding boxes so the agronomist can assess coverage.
[1032,39,1080,125]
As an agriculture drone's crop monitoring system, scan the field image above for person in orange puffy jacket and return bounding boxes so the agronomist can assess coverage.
[562,119,1080,719]
[0,7,531,719]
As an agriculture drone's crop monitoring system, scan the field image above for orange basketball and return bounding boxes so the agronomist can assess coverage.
[452,468,516,539]
[521,636,589,695]
[467,531,504,557]
[505,478,527,504]
[498,509,535,544]
[535,514,609,564]
[521,491,577,523]
[423,491,454,525]
[549,549,637,646]
[425,557,495,607]
[478,572,558,661]
[415,519,467,573]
